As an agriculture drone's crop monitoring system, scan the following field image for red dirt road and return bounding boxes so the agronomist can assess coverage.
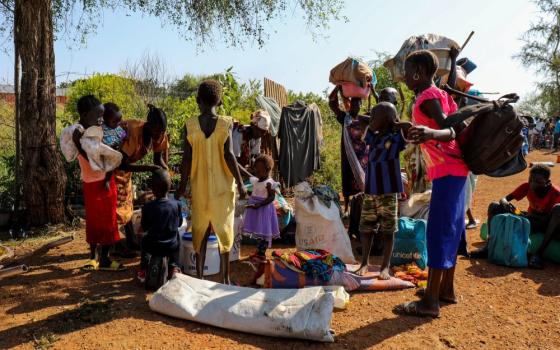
[1,151,559,349]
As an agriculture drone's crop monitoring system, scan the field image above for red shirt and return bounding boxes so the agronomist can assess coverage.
[509,183,560,214]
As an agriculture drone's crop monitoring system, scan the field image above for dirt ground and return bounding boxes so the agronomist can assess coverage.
[1,151,560,350]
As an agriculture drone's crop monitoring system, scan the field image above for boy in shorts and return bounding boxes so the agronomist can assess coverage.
[355,102,410,279]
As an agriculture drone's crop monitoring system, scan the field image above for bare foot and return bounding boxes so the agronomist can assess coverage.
[379,267,391,280]
[353,265,369,276]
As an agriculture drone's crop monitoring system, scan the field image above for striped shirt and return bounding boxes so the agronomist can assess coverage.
[364,131,405,195]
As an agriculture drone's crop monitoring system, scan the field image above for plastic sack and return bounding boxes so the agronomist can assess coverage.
[294,182,355,263]
[528,233,560,264]
[391,217,428,269]
[149,273,338,342]
[329,57,373,88]
[488,214,530,267]
[341,82,370,99]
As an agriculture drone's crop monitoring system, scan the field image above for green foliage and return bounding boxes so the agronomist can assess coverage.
[0,154,15,209]
[516,0,560,116]
[63,74,146,125]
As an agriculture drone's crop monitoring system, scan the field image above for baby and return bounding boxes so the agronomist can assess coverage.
[102,102,127,189]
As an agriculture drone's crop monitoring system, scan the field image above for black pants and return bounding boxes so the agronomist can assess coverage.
[140,235,180,270]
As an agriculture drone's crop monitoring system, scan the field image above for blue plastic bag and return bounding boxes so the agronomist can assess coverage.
[391,217,428,269]
[488,214,530,267]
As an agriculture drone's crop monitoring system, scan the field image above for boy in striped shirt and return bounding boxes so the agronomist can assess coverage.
[355,102,410,279]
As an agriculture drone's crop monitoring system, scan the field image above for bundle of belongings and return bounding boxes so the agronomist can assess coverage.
[384,33,460,82]
[60,124,122,172]
[149,273,348,342]
[294,182,354,263]
[256,249,415,292]
[329,57,374,99]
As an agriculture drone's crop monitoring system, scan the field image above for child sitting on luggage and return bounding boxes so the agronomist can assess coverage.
[101,102,127,190]
[355,102,410,279]
[242,154,280,264]
[137,169,182,283]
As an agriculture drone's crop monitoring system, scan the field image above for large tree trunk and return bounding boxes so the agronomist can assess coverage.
[14,0,66,225]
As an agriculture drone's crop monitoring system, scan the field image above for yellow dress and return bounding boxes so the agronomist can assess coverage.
[187,115,236,254]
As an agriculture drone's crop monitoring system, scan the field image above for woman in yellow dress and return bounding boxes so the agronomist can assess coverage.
[177,80,247,284]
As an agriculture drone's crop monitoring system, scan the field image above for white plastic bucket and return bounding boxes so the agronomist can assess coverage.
[180,233,220,276]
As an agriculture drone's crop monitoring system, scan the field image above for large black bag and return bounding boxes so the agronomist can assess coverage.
[442,85,527,177]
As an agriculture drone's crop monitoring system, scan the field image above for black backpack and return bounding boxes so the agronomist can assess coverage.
[442,85,527,177]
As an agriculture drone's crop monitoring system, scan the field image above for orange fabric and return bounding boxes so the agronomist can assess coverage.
[115,169,133,225]
[121,119,169,163]
[78,155,106,183]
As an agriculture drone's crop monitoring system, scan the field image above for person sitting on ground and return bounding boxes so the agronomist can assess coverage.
[471,165,560,269]
[137,169,182,283]
[101,102,127,190]
[355,102,410,279]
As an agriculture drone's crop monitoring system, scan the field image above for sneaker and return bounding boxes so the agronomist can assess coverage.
[137,269,146,283]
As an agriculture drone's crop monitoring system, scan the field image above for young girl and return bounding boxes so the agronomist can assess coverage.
[69,95,122,271]
[396,49,468,318]
[177,79,247,285]
[242,154,280,263]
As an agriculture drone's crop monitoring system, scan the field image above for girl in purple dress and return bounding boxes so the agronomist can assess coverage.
[243,154,280,263]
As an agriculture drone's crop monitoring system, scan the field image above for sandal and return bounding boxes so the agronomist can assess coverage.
[466,221,479,230]
[394,301,439,318]
[528,255,545,270]
[81,259,99,271]
[98,260,126,271]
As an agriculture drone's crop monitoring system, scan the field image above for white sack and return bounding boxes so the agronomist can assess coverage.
[149,273,337,342]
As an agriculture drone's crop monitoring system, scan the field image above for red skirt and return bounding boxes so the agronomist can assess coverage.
[83,177,120,246]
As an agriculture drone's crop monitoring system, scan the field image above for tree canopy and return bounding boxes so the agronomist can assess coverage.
[515,0,560,116]
[1,0,345,47]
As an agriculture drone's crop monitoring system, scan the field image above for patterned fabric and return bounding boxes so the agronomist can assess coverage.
[313,185,340,210]
[359,194,398,234]
[339,116,369,197]
[115,169,133,225]
[364,131,405,195]
[102,124,127,149]
[272,249,346,282]
[403,144,431,196]
[342,114,367,191]
[121,119,169,163]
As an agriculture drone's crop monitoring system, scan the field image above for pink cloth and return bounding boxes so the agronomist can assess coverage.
[78,155,106,183]
[412,86,469,180]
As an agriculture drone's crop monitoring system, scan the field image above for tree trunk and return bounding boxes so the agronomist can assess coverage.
[14,0,66,225]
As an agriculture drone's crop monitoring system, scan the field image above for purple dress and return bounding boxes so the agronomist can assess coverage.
[242,177,280,247]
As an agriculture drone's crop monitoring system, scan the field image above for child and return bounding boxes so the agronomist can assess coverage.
[355,102,409,279]
[102,102,127,190]
[396,49,468,318]
[137,169,182,282]
[68,95,122,271]
[242,154,280,263]
[177,79,247,284]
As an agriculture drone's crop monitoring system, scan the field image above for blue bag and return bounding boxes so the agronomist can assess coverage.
[391,217,428,269]
[488,214,530,267]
